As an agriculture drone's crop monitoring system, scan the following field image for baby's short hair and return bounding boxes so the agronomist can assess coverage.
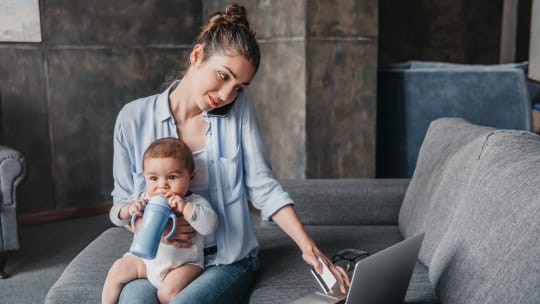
[143,137,194,173]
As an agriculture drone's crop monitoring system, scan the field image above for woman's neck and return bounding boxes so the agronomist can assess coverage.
[168,78,202,124]
[168,78,208,151]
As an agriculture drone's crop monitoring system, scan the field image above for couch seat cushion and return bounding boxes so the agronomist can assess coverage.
[251,221,438,304]
[45,227,130,303]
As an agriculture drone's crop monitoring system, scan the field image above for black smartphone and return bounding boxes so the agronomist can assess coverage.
[207,99,236,117]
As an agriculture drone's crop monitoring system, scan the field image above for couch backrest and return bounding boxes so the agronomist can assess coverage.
[429,129,540,304]
[399,117,494,266]
[400,117,540,303]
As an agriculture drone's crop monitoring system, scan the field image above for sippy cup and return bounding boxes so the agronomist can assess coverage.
[129,195,177,259]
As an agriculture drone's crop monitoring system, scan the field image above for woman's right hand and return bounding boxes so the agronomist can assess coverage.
[127,200,147,217]
[121,200,147,232]
[161,213,196,248]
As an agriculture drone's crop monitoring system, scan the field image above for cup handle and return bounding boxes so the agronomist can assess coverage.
[164,214,177,240]
[130,207,144,233]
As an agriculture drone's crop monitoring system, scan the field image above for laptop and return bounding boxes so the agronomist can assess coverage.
[290,233,425,304]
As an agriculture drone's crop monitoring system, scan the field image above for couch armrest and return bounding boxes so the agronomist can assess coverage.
[281,179,409,225]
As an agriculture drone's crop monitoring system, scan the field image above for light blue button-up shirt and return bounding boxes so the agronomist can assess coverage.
[110,81,293,266]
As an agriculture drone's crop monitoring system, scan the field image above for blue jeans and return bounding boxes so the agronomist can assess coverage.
[118,256,258,304]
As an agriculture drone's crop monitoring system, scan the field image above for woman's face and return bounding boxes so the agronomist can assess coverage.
[189,45,256,112]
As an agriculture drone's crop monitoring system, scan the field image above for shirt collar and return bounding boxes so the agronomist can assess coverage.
[156,80,180,122]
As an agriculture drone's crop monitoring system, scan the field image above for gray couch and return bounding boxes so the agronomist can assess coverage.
[45,117,539,303]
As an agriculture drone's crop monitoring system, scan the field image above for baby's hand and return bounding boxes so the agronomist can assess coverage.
[128,199,147,216]
[166,192,186,213]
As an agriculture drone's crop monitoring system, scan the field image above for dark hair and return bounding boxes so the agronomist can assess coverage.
[143,137,194,173]
[197,3,260,72]
[165,3,260,86]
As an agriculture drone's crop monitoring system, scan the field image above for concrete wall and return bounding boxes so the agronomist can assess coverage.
[1,0,201,214]
[305,1,377,178]
[204,0,378,179]
[1,0,526,216]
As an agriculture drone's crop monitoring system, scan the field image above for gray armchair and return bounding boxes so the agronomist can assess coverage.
[0,110,26,278]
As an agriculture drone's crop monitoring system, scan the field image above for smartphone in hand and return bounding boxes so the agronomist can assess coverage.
[311,257,337,294]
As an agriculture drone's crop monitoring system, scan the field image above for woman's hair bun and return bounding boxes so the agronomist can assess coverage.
[166,3,261,85]
[195,3,260,72]
[207,3,250,29]
[225,3,248,23]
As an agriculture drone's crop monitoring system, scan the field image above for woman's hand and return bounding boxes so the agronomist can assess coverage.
[121,200,147,232]
[161,212,196,248]
[127,200,147,217]
[302,244,350,294]
[271,205,350,294]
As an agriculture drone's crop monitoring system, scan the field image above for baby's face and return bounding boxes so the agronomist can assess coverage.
[143,157,192,197]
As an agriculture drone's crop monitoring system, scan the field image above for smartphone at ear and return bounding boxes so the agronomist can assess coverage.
[207,99,236,117]
[311,257,337,294]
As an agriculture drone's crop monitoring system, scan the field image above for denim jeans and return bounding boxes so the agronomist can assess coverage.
[118,256,258,304]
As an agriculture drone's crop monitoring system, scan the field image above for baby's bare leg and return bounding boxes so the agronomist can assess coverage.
[157,264,203,304]
[102,255,147,304]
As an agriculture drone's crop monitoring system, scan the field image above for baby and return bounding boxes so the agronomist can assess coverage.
[102,137,218,304]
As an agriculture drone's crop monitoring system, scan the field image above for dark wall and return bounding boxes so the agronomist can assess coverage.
[380,0,503,65]
[304,0,378,178]
[1,0,530,216]
[1,0,200,214]
[204,0,379,180]
[379,0,532,65]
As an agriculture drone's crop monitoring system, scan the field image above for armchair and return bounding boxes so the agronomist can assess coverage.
[377,61,534,178]
[0,94,26,279]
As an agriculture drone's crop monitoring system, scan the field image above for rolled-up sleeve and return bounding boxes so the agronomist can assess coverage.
[239,95,294,221]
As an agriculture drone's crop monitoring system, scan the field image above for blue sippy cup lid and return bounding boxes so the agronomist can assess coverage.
[147,195,169,208]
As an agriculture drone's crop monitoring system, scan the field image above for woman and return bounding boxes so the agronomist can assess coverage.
[110,3,349,303]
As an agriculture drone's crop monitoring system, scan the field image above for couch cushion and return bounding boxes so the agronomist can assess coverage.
[250,220,438,304]
[429,130,540,304]
[47,222,438,303]
[282,179,409,225]
[399,118,495,267]
[45,227,130,304]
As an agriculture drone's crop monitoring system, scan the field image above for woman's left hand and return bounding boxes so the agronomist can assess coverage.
[302,245,350,294]
[161,214,196,247]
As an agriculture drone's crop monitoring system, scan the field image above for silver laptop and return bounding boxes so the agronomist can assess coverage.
[290,233,425,304]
